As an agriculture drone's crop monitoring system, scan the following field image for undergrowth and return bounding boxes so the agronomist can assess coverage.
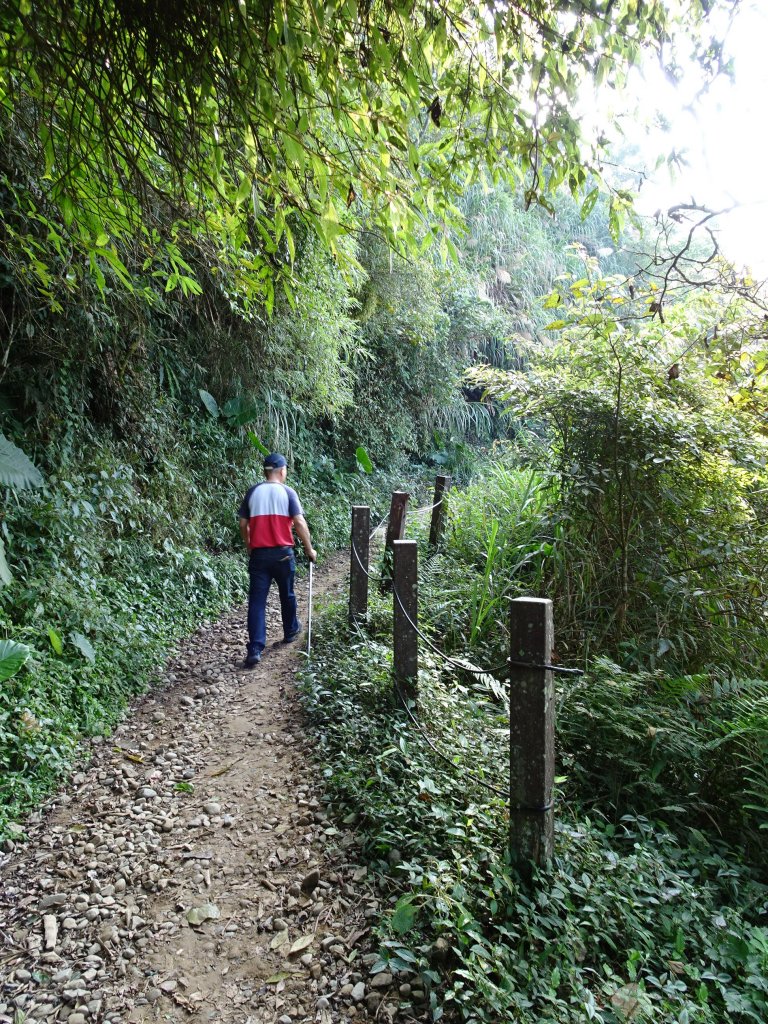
[300,600,768,1023]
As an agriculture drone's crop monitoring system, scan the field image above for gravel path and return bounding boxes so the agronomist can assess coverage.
[1,554,425,1024]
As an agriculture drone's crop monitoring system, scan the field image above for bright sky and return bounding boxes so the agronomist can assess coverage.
[600,1,768,275]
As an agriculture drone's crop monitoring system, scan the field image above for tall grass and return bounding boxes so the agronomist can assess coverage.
[421,459,550,663]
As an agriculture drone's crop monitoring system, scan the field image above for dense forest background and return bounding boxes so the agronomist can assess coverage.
[1,1,768,1021]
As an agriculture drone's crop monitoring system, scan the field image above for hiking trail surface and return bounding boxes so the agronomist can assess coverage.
[1,553,426,1024]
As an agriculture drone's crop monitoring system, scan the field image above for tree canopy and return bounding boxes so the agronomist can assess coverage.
[0,0,736,311]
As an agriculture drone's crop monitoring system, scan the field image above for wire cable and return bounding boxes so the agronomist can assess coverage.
[351,541,584,681]
[350,535,387,583]
[409,495,444,516]
[369,512,389,539]
[348,618,508,800]
[391,579,510,678]
[391,676,509,799]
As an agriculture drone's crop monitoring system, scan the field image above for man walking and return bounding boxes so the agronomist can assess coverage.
[238,452,317,668]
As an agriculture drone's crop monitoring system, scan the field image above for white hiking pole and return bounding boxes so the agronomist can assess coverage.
[306,560,314,657]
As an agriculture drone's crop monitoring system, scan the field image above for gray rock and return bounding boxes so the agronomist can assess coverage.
[351,982,366,1002]
[39,893,67,910]
[300,869,320,895]
[371,972,393,989]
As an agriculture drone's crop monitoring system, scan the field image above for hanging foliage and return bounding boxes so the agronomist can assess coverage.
[0,0,735,308]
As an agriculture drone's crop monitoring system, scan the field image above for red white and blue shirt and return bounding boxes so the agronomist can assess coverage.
[238,482,303,549]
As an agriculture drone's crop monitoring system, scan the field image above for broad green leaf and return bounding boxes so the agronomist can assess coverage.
[226,404,259,427]
[0,639,30,683]
[199,389,220,418]
[70,631,96,663]
[0,537,12,588]
[0,434,44,490]
[391,896,417,936]
[47,627,63,655]
[355,446,373,473]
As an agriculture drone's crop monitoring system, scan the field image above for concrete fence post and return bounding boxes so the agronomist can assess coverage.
[392,539,418,695]
[428,474,451,549]
[508,597,555,876]
[385,491,409,550]
[349,505,370,624]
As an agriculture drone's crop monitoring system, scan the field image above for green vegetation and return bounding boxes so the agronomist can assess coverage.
[296,237,768,1024]
[1,0,767,1020]
[301,596,768,1023]
[0,0,723,311]
[0,387,430,833]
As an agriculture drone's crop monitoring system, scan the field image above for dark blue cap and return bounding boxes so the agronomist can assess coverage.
[264,452,287,469]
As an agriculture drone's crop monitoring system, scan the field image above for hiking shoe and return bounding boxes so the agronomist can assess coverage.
[244,650,262,668]
[283,623,302,643]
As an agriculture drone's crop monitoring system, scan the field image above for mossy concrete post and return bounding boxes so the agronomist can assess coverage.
[385,491,409,550]
[508,597,555,876]
[349,505,370,625]
[428,474,451,549]
[393,539,418,695]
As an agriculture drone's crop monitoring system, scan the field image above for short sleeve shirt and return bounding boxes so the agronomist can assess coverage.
[238,481,303,548]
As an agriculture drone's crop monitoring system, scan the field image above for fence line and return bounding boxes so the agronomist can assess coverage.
[352,535,578,681]
[343,480,585,872]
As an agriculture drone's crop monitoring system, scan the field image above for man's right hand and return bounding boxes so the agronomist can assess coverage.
[306,547,317,563]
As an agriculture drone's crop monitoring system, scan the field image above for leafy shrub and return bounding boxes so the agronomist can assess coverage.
[475,276,768,675]
[558,662,768,866]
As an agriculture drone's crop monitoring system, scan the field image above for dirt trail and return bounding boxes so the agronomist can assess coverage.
[1,554,424,1024]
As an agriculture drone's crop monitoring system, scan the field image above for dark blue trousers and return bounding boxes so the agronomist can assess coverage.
[247,546,299,653]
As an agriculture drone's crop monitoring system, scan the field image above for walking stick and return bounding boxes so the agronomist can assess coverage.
[306,560,314,657]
